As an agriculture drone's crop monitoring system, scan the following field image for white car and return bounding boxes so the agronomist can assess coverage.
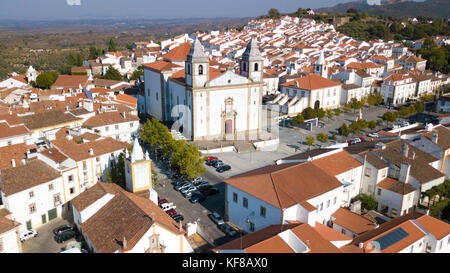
[191,177,202,183]
[20,230,38,242]
[368,132,379,138]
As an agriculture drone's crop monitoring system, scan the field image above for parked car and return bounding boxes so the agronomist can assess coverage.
[197,184,213,191]
[20,230,38,242]
[183,189,197,198]
[347,138,362,145]
[181,186,197,196]
[200,187,219,196]
[219,223,238,237]
[367,132,379,138]
[53,224,74,235]
[208,212,225,226]
[205,156,218,162]
[193,181,210,187]
[400,121,409,127]
[54,230,77,244]
[206,159,219,166]
[171,214,184,222]
[189,192,206,203]
[176,183,192,191]
[212,160,224,168]
[191,177,202,183]
[166,209,177,217]
[216,165,231,173]
[161,202,176,211]
[158,199,169,206]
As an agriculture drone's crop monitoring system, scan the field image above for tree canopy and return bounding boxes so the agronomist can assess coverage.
[104,66,123,81]
[35,71,59,89]
[140,118,206,178]
[268,8,281,19]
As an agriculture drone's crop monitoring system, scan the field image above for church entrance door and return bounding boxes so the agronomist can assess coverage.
[225,119,233,134]
[314,100,320,109]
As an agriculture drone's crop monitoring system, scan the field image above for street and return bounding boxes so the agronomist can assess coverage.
[21,217,76,253]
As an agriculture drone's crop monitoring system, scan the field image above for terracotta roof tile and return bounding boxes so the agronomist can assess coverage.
[281,74,341,90]
[0,159,61,196]
[82,111,138,128]
[332,208,377,235]
[224,161,343,209]
[21,110,82,130]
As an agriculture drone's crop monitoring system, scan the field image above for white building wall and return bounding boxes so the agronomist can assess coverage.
[208,88,249,136]
[129,224,193,253]
[78,193,115,224]
[2,177,64,231]
[89,120,139,143]
[306,186,344,224]
[144,69,163,119]
[226,185,282,233]
[0,229,20,253]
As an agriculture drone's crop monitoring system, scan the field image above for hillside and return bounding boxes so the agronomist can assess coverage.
[317,0,450,18]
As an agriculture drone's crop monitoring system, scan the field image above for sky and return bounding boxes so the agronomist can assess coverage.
[0,0,356,20]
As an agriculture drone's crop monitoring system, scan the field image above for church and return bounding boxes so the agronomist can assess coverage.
[142,39,264,141]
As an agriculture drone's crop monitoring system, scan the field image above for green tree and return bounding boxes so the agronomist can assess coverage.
[382,111,397,125]
[106,151,126,189]
[316,108,326,119]
[89,46,102,60]
[292,113,304,124]
[360,194,378,211]
[343,103,351,113]
[335,108,341,116]
[415,102,424,113]
[268,8,281,19]
[368,120,377,130]
[317,133,329,142]
[398,106,411,118]
[358,119,368,130]
[339,123,350,137]
[326,109,334,120]
[350,121,361,134]
[302,107,317,120]
[130,69,144,81]
[108,38,117,52]
[35,71,59,89]
[170,143,206,179]
[104,66,123,81]
[305,136,315,147]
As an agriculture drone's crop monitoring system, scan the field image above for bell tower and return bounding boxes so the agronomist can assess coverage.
[125,138,158,203]
[314,51,328,78]
[240,38,263,83]
[186,38,209,88]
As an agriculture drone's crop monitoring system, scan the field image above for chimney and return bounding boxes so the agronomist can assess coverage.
[89,148,94,155]
[11,159,16,168]
[21,159,26,165]
[432,133,438,144]
[359,242,364,249]
[123,237,127,250]
[122,112,126,119]
[399,163,411,183]
[411,151,416,160]
[401,143,409,158]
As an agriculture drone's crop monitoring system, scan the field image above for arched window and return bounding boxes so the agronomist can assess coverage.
[198,65,203,75]
[187,64,191,74]
[254,63,259,72]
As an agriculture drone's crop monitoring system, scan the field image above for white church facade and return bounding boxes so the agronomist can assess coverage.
[143,39,264,141]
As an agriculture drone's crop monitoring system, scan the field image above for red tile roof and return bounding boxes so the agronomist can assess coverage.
[281,74,341,90]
